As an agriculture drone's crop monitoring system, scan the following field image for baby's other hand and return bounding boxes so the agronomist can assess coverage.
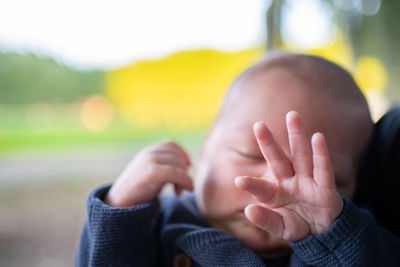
[105,141,193,207]
[235,111,343,241]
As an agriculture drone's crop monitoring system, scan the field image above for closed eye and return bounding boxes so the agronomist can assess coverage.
[230,148,264,161]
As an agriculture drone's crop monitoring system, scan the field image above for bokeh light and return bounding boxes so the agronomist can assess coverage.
[80,95,113,131]
[356,56,387,92]
[282,0,335,48]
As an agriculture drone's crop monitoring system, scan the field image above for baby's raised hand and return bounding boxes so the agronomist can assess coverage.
[105,141,193,207]
[235,111,343,241]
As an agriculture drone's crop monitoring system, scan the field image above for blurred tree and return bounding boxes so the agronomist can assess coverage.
[343,0,400,103]
[0,52,104,104]
[266,0,400,104]
[267,0,284,49]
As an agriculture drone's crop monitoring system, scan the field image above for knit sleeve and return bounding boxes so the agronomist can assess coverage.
[290,198,400,266]
[75,184,160,267]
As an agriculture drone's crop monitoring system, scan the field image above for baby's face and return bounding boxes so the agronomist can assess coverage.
[195,69,359,255]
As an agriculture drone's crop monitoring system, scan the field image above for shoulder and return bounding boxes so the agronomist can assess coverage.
[354,107,400,237]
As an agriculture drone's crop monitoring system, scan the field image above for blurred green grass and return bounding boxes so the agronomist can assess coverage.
[0,103,205,155]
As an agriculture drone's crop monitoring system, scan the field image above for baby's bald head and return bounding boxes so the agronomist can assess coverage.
[217,51,370,126]
[210,51,373,197]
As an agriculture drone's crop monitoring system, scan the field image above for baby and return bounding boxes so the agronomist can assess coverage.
[76,52,400,266]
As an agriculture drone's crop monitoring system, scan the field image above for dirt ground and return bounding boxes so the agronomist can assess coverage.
[0,177,110,267]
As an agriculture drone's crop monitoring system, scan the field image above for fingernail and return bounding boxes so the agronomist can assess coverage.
[253,121,265,129]
[286,110,298,121]
[244,205,254,217]
[234,176,247,186]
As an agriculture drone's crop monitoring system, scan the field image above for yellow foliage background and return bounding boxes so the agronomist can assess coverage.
[106,36,388,132]
[106,47,264,131]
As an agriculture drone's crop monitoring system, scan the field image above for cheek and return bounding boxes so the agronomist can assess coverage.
[331,157,357,199]
[196,157,246,218]
[336,175,356,199]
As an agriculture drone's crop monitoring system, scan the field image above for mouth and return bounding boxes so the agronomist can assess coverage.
[234,210,247,220]
[232,211,255,229]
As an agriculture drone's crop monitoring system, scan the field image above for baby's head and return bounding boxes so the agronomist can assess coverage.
[194,51,373,256]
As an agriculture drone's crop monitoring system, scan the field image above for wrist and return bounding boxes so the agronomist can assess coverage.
[104,186,130,207]
[313,194,344,234]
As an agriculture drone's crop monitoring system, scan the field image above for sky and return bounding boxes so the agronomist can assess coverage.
[0,0,333,70]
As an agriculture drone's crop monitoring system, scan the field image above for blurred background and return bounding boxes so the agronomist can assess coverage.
[0,0,399,266]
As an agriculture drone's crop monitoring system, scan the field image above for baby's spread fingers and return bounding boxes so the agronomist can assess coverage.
[286,111,313,178]
[235,176,276,204]
[311,133,335,189]
[244,204,284,239]
[253,122,294,179]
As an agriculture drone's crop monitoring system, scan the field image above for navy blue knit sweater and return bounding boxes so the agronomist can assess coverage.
[75,185,400,267]
[75,109,400,266]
